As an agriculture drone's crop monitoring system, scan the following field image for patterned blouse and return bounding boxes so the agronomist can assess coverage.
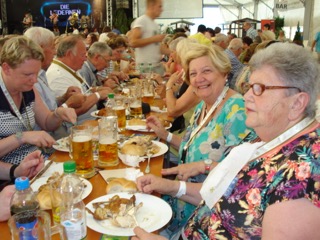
[0,88,38,164]
[164,94,256,234]
[181,126,320,239]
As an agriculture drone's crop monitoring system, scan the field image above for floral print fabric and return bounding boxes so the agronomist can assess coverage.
[182,126,320,239]
[165,94,255,233]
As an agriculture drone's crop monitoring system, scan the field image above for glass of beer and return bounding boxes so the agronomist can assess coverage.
[114,95,126,131]
[69,125,95,178]
[129,86,143,118]
[98,116,119,167]
[130,98,142,118]
[142,80,154,105]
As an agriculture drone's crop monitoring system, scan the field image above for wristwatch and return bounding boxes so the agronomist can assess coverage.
[15,132,23,144]
[204,159,213,175]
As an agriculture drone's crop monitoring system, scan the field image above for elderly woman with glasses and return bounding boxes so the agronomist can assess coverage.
[133,42,320,239]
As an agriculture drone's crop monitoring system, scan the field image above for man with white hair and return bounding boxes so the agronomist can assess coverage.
[213,33,229,50]
[243,22,258,40]
[79,41,116,88]
[225,38,244,89]
[24,27,86,139]
[47,35,112,125]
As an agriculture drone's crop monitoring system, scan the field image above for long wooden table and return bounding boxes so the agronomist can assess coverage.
[0,99,172,239]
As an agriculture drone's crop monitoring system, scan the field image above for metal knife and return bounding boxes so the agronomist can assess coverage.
[30,160,53,185]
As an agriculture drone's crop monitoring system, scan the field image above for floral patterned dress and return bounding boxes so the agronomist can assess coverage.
[181,126,320,239]
[164,94,256,234]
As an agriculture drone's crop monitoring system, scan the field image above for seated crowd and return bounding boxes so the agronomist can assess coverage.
[0,19,319,240]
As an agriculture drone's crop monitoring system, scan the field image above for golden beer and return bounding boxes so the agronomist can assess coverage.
[130,103,142,117]
[142,94,154,105]
[98,138,118,166]
[71,135,94,178]
[113,106,126,130]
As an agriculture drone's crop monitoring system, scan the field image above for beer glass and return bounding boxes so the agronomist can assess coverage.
[69,125,95,178]
[114,95,126,131]
[8,210,67,240]
[142,79,154,106]
[98,116,119,167]
[129,86,142,118]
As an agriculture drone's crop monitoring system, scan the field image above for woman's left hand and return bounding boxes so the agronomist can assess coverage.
[132,227,167,240]
[54,107,77,124]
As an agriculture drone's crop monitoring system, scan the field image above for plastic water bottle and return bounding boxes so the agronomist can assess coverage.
[59,161,87,240]
[10,177,40,240]
[105,93,117,117]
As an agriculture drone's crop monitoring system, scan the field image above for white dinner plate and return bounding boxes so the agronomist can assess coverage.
[119,140,168,159]
[31,176,92,201]
[125,120,171,132]
[86,192,172,236]
[52,137,69,152]
[90,110,101,118]
[42,162,64,176]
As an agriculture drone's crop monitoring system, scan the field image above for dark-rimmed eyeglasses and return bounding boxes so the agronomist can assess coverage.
[241,82,301,96]
[100,55,110,63]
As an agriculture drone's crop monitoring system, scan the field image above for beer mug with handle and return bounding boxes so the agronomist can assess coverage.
[98,116,119,167]
[69,125,95,178]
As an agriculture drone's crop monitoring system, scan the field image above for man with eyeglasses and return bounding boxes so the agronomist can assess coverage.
[79,42,118,89]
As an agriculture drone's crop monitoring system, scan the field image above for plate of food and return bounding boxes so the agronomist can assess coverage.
[90,109,105,118]
[118,136,168,167]
[125,118,171,132]
[86,192,172,236]
[32,173,93,210]
[52,137,70,152]
[119,136,168,158]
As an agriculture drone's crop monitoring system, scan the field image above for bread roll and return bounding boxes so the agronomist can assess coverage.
[36,188,62,210]
[106,178,137,194]
[127,118,146,126]
[121,144,146,156]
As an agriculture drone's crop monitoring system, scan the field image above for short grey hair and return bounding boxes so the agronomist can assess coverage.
[56,34,84,58]
[228,38,243,51]
[169,37,186,51]
[24,27,54,47]
[87,41,112,58]
[249,42,320,118]
[214,33,228,45]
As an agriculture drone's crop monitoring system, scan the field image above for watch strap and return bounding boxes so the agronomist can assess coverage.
[10,164,18,182]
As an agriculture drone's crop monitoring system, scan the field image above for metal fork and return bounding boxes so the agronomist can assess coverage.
[144,150,152,173]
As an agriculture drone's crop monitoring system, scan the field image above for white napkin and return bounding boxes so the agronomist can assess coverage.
[200,142,264,208]
[99,168,144,183]
[119,154,144,167]
[125,125,148,131]
[151,106,167,113]
[125,168,144,181]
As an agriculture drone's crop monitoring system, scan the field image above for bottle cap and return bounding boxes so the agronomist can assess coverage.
[108,93,114,99]
[63,161,76,173]
[15,177,30,191]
